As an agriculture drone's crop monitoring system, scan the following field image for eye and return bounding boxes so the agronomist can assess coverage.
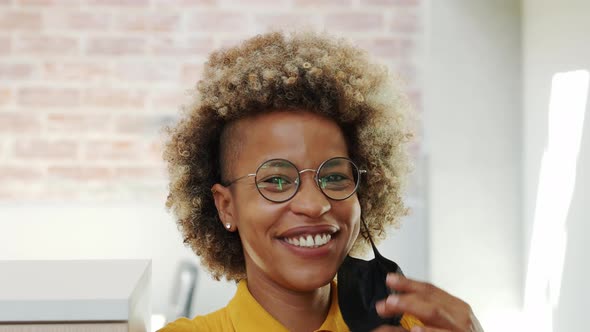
[319,173,353,189]
[257,175,295,192]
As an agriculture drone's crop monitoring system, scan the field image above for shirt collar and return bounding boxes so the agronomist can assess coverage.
[227,279,348,332]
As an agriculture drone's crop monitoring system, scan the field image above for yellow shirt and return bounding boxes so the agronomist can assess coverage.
[159,280,422,332]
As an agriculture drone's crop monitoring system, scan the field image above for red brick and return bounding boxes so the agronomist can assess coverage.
[14,139,78,160]
[150,37,214,56]
[0,11,42,30]
[48,165,113,181]
[0,166,44,182]
[148,141,164,161]
[114,166,166,180]
[188,12,249,32]
[324,13,384,32]
[218,0,288,7]
[46,113,110,133]
[18,0,81,5]
[153,0,214,6]
[38,186,79,201]
[83,140,143,161]
[216,38,245,49]
[113,115,149,134]
[83,88,146,108]
[42,62,111,81]
[254,13,321,32]
[150,90,189,112]
[294,0,351,6]
[43,11,111,30]
[113,114,175,135]
[17,87,80,107]
[0,112,42,133]
[86,0,149,6]
[86,37,146,55]
[391,9,420,33]
[0,63,36,80]
[114,61,179,82]
[181,62,203,85]
[83,139,162,163]
[361,0,419,6]
[15,35,79,55]
[364,38,414,58]
[113,13,181,32]
[0,187,42,201]
[0,37,10,54]
[0,88,13,107]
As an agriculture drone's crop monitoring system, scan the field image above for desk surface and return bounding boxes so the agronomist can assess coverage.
[0,260,151,322]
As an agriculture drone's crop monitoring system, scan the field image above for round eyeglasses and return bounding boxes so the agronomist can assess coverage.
[222,157,366,203]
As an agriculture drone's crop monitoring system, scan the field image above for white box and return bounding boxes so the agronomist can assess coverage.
[0,260,151,332]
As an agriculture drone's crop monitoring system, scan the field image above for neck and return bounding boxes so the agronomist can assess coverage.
[245,270,332,332]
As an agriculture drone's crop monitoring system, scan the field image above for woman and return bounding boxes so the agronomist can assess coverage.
[160,31,482,332]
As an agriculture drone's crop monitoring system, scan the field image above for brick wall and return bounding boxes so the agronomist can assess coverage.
[0,0,422,203]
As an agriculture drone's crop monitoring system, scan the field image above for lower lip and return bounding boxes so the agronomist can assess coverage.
[278,236,336,258]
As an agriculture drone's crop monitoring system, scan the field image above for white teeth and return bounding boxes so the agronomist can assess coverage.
[314,234,322,245]
[306,235,313,246]
[284,233,334,248]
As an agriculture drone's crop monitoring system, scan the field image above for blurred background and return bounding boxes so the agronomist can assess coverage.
[0,0,588,331]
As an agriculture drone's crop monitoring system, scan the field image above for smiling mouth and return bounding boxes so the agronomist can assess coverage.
[282,233,334,248]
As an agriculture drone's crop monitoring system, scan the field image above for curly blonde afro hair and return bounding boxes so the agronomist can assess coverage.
[164,31,413,281]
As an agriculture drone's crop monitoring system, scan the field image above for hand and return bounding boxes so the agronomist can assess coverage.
[371,325,408,331]
[375,274,484,332]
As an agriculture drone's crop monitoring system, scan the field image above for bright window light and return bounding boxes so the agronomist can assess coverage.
[151,313,166,332]
[524,70,589,332]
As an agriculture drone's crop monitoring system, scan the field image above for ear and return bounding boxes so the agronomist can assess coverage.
[212,183,237,231]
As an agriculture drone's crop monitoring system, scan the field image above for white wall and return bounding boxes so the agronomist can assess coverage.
[522,1,590,331]
[0,203,236,318]
[0,199,427,320]
[425,1,522,330]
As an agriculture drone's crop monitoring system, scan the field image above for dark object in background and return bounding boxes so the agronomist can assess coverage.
[337,219,404,332]
[167,260,199,321]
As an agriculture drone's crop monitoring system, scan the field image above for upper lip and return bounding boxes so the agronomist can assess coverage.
[278,225,339,238]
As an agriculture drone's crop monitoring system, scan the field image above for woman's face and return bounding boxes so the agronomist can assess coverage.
[214,110,361,292]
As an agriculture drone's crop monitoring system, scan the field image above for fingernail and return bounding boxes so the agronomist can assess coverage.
[387,273,400,284]
[375,300,385,315]
[411,327,423,332]
[386,295,399,306]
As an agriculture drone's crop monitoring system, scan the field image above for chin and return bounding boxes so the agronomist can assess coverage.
[281,266,338,292]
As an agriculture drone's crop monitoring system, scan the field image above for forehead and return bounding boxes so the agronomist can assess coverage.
[234,110,349,168]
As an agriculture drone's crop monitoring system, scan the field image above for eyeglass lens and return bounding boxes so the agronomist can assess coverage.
[255,158,359,202]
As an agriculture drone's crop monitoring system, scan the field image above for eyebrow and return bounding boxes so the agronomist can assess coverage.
[321,159,345,169]
[261,160,292,169]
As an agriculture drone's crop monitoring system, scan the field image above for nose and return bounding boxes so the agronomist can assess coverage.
[289,172,331,218]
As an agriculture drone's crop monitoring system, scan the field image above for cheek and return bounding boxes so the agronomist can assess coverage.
[233,189,283,235]
[350,200,362,240]
[335,197,362,242]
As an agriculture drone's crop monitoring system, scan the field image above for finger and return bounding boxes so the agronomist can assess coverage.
[376,293,456,330]
[410,326,450,332]
[371,325,407,332]
[386,274,440,295]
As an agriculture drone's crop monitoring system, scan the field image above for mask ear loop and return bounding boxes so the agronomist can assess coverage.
[360,216,385,260]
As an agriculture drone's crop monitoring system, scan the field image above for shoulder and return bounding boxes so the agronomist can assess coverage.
[158,307,232,332]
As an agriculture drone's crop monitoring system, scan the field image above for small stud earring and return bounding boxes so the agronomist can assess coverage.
[225,223,231,230]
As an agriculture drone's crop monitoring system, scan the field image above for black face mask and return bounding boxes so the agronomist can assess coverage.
[337,219,405,332]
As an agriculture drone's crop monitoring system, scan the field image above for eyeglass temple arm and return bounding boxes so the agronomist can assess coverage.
[222,173,256,187]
